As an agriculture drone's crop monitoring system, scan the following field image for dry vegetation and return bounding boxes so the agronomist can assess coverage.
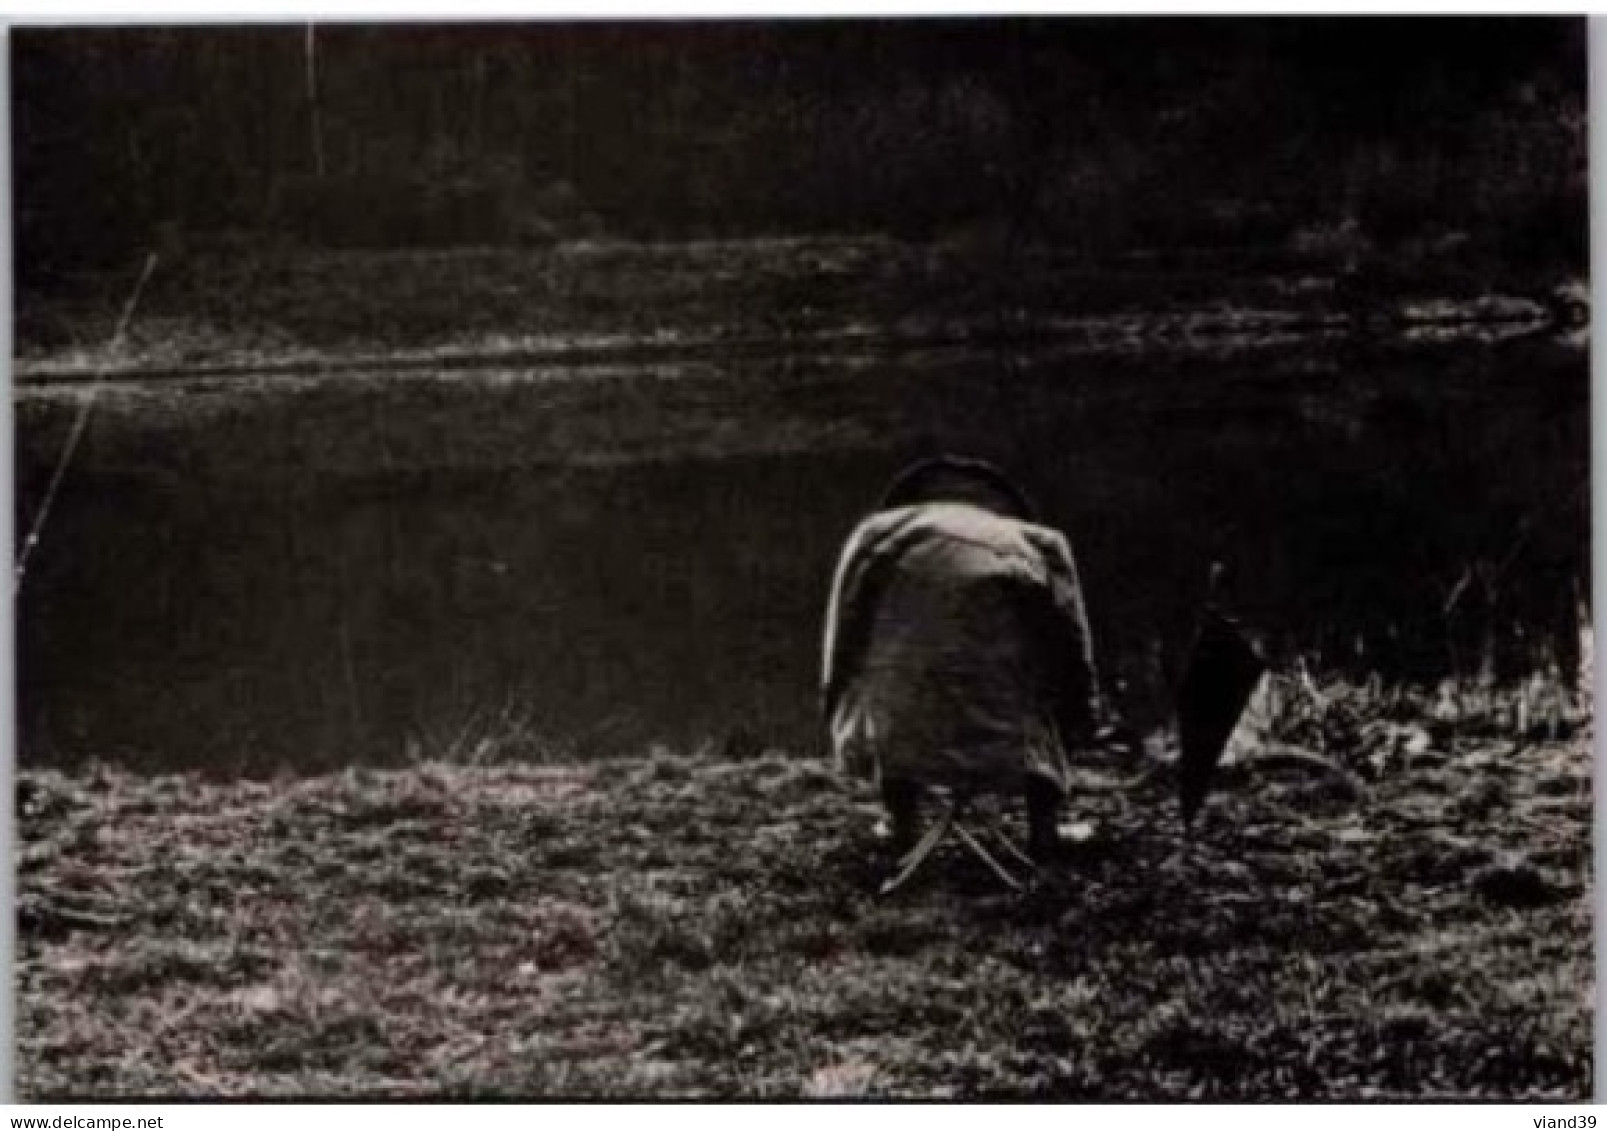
[17,670,1592,1100]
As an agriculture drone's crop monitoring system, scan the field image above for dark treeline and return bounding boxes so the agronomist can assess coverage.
[13,19,1587,284]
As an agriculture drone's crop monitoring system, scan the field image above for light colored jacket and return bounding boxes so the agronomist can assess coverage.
[821,501,1099,795]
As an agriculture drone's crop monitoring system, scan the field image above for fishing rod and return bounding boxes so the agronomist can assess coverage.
[14,252,160,596]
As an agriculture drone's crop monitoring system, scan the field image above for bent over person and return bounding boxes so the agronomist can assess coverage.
[821,457,1101,864]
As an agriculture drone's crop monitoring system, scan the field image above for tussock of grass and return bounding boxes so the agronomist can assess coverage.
[17,673,1592,1099]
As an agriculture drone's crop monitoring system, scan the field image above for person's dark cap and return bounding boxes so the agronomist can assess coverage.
[878,455,1039,522]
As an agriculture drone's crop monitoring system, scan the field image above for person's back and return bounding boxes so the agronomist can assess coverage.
[822,459,1099,860]
[829,501,1076,791]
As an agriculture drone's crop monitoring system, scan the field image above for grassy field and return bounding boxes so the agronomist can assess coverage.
[17,671,1592,1100]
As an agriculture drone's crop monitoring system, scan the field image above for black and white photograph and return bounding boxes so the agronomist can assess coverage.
[10,17,1593,1100]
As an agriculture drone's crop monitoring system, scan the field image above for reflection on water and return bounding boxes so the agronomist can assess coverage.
[16,336,1588,772]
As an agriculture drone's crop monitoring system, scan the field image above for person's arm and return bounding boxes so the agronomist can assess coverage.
[821,510,925,724]
[821,518,885,724]
[1026,528,1102,747]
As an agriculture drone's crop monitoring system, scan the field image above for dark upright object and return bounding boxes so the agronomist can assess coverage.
[1175,609,1266,825]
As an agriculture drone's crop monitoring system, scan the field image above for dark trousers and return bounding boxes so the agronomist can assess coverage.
[882,775,1063,862]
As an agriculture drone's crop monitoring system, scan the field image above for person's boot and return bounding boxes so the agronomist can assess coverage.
[1025,778,1063,864]
[881,777,921,859]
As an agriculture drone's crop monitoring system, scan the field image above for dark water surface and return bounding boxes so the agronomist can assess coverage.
[16,335,1588,772]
